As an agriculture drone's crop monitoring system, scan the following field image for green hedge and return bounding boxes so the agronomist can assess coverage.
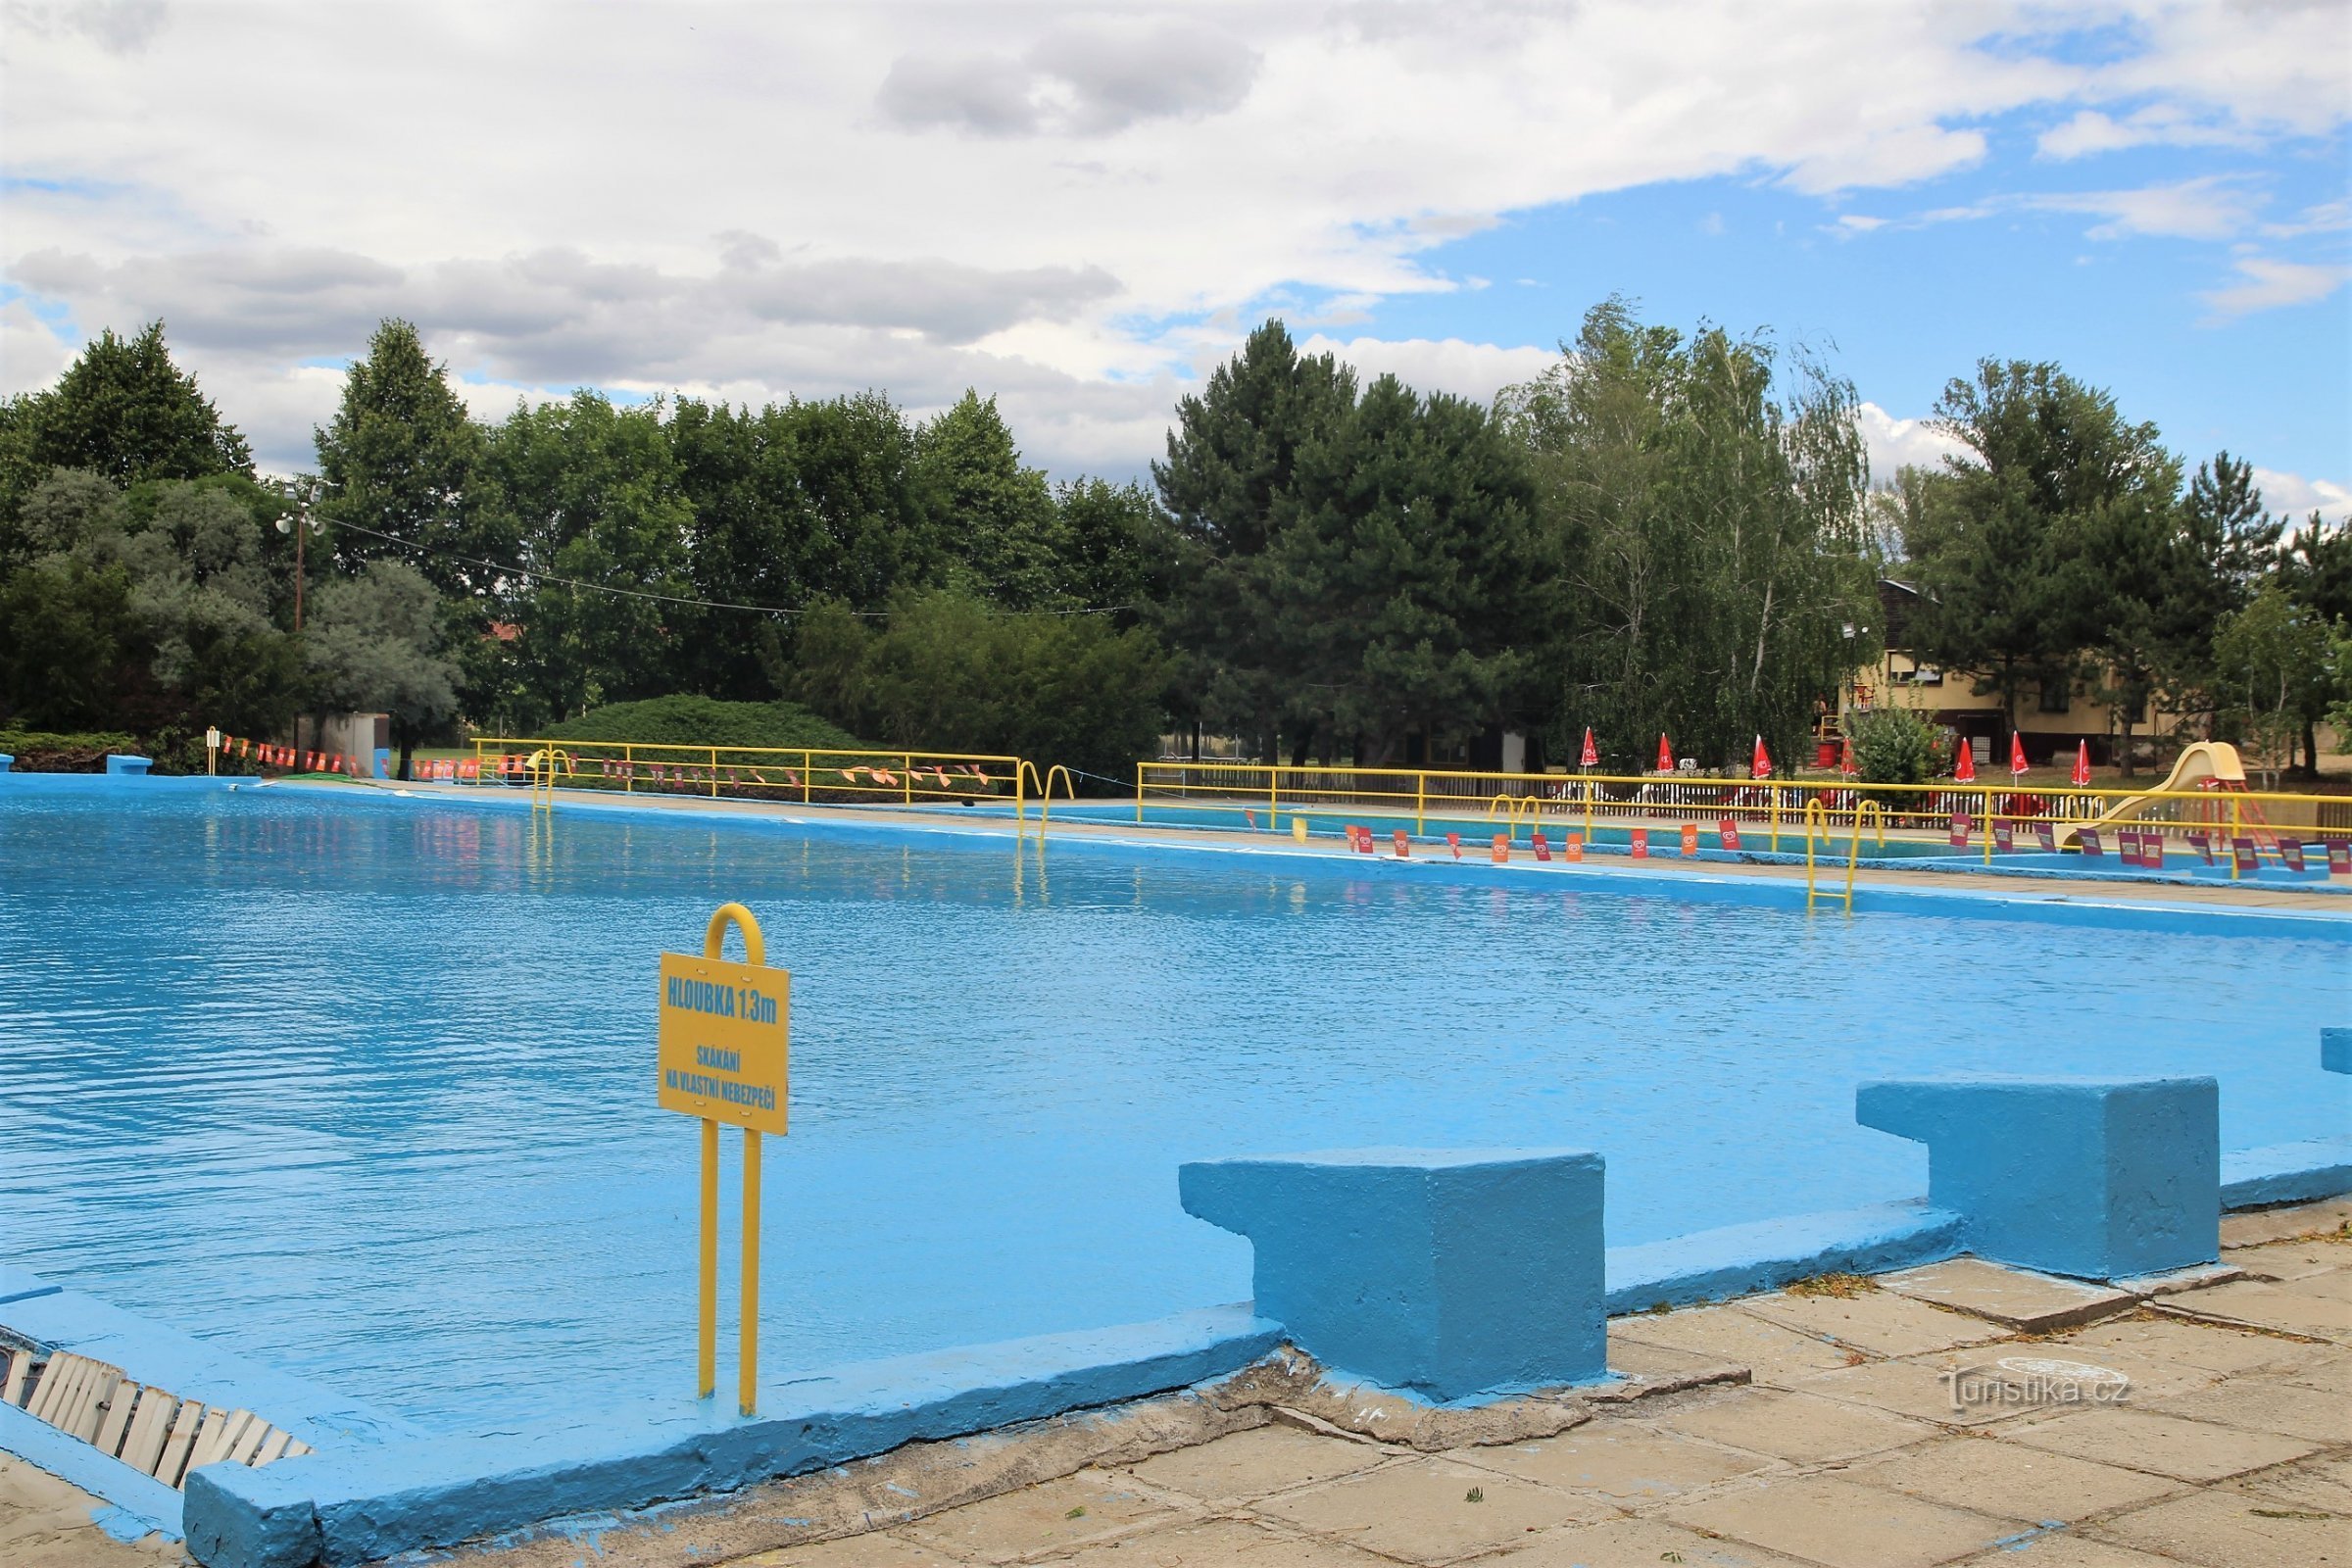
[0,729,140,772]
[535,696,861,752]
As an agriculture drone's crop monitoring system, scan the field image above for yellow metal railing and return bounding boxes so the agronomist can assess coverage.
[1135,760,2351,873]
[466,738,1028,812]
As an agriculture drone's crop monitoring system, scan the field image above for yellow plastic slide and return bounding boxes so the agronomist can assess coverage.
[2067,741,2249,848]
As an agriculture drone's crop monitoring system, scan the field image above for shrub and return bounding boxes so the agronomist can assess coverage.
[0,728,141,772]
[1846,707,1935,787]
[536,695,860,752]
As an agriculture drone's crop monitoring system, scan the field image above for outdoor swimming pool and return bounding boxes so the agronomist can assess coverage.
[3,780,2345,1435]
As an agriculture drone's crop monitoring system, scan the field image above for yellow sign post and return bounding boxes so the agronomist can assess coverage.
[658,902,789,1416]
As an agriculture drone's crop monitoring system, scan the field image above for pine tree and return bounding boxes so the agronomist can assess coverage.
[915,391,1065,609]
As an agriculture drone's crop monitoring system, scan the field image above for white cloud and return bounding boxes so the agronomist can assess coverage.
[0,299,78,395]
[2253,466,2351,525]
[2035,106,2251,161]
[2027,174,2266,241]
[1855,402,1967,487]
[2199,256,2350,320]
[1,2,2345,477]
[1296,334,1559,405]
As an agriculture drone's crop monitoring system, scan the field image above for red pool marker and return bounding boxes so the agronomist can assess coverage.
[2279,838,2306,873]
[2119,827,2141,864]
[1718,818,1741,852]
[1993,819,2014,854]
[2186,830,2214,864]
[1446,832,1461,859]
[2327,841,2349,875]
[1491,833,1509,863]
[1630,828,1649,859]
[1948,813,1971,849]
[1393,829,1410,858]
[2231,837,2259,872]
[1533,830,1551,862]
[2143,833,2166,871]
[2080,829,2104,858]
[1565,833,1585,862]
[1245,809,1257,830]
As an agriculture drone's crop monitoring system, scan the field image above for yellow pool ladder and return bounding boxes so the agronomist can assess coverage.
[1804,799,1886,913]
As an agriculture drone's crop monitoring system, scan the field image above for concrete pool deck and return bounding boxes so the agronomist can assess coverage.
[16,1197,2344,1568]
[294,778,2351,919]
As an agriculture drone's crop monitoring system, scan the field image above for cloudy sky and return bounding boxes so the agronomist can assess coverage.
[4,1,2347,516]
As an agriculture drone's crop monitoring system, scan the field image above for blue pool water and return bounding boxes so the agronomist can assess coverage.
[3,780,2345,1433]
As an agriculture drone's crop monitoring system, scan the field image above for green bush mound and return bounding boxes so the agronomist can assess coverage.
[0,729,144,772]
[534,696,862,753]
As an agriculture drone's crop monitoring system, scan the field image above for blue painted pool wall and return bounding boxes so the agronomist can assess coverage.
[180,1305,1282,1568]
[1604,1200,1965,1312]
[1179,1149,1607,1401]
[105,754,152,775]
[0,1400,182,1540]
[2325,1027,2351,1075]
[0,754,12,772]
[1858,1077,2221,1280]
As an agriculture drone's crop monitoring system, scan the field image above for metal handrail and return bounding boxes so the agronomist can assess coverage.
[469,737,1023,808]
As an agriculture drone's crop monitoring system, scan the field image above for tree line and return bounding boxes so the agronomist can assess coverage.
[1,308,2343,782]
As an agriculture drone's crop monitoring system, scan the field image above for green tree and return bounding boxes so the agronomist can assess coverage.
[1154,320,1356,757]
[1903,360,2178,770]
[304,560,465,779]
[2156,452,2284,743]
[1266,374,1538,763]
[481,392,695,723]
[1054,477,1176,625]
[2280,510,2350,775]
[315,318,499,596]
[2213,582,2333,788]
[12,323,252,494]
[1498,300,1878,772]
[915,391,1065,609]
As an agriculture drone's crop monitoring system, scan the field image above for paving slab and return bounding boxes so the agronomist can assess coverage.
[2162,1278,2352,1342]
[1446,1420,1778,1500]
[2217,1197,2352,1248]
[1740,1289,2008,1357]
[895,1469,1183,1563]
[1603,1328,1753,1390]
[1879,1260,2136,1333]
[1953,1537,2188,1566]
[1851,1434,2184,1523]
[1502,1515,1817,1566]
[0,1455,185,1568]
[1609,1305,1857,1385]
[1251,1456,1617,1565]
[2280,1348,2352,1394]
[2110,1262,2244,1298]
[1123,1425,1390,1506]
[1048,1516,1395,1565]
[2211,1239,2344,1281]
[1998,1406,2323,1482]
[2092,1485,2351,1568]
[1791,1356,2054,1428]
[1664,1473,2020,1568]
[2143,1375,2352,1444]
[1649,1387,1940,1464]
[2235,1449,2352,1516]
[2057,1311,2320,1374]
[734,1536,964,1567]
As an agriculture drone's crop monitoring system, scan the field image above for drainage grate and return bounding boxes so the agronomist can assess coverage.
[4,1348,311,1488]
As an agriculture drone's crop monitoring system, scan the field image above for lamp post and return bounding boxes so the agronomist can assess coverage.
[276,498,324,630]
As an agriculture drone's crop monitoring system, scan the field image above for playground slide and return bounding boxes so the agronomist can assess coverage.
[2066,741,2255,848]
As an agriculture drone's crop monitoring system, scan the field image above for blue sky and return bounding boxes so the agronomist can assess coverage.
[2,2,2346,516]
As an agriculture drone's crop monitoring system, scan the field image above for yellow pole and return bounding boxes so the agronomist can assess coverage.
[1584,776,1592,842]
[1416,773,1426,837]
[740,1129,760,1416]
[697,1115,717,1399]
[1770,785,1782,853]
[1983,786,1993,865]
[1268,765,1279,832]
[625,744,634,794]
[1015,760,1027,824]
[2230,796,2241,880]
[802,751,811,806]
[710,746,718,799]
[1804,803,1819,911]
[903,755,912,807]
[1135,765,1144,825]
